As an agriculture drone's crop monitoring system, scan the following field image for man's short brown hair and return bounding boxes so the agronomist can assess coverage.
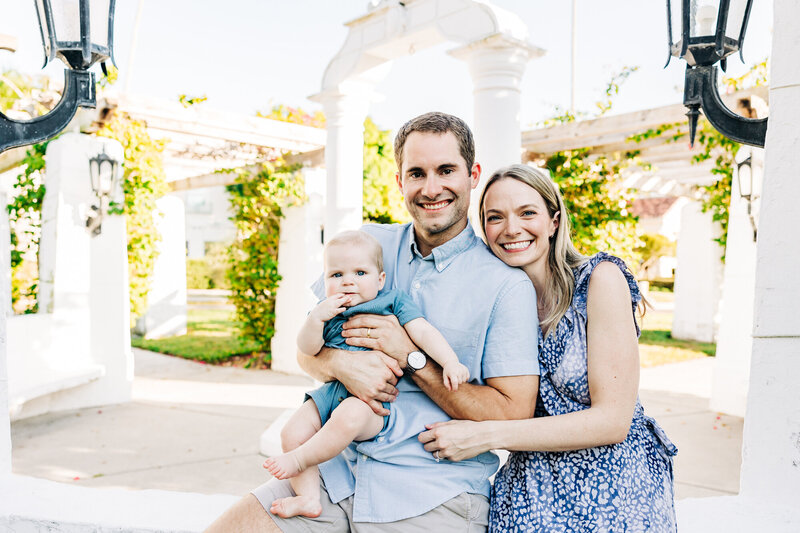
[393,112,475,174]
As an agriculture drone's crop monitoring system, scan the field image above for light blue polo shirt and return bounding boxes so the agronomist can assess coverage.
[313,222,539,523]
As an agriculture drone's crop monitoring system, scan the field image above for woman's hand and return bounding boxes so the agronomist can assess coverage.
[418,420,493,462]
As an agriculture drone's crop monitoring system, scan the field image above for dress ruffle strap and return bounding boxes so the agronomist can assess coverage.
[573,252,643,336]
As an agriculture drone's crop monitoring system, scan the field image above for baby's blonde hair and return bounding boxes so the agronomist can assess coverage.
[325,230,384,272]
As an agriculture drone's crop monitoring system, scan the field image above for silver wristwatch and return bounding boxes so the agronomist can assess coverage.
[406,350,427,374]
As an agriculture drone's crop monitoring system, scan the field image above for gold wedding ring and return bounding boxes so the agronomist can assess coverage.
[366,328,371,338]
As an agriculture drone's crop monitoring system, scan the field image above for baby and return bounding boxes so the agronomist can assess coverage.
[263,230,469,519]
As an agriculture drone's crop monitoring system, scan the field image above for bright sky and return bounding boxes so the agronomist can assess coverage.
[0,0,774,133]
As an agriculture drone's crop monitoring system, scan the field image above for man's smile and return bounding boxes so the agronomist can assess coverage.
[419,199,452,211]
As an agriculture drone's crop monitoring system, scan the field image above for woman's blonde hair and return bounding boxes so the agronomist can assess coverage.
[479,164,587,335]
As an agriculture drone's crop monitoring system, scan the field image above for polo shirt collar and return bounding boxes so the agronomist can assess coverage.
[406,222,477,272]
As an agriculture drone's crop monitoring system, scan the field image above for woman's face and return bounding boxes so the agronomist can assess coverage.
[482,178,558,274]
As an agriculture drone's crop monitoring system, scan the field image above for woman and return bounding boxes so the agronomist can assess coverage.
[419,164,677,532]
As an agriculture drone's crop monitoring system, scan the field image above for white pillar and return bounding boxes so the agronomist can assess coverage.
[271,188,325,375]
[672,200,724,343]
[31,134,132,411]
[711,147,763,416]
[312,89,370,242]
[0,193,9,315]
[135,195,188,339]
[739,0,800,504]
[0,207,9,477]
[450,34,542,217]
[38,133,94,361]
[87,155,133,406]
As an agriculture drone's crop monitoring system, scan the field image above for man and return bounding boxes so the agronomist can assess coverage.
[206,112,540,532]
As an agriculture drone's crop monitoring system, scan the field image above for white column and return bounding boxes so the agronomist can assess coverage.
[312,89,370,242]
[271,187,325,375]
[38,133,94,360]
[672,200,724,343]
[0,193,9,315]
[450,34,542,217]
[739,0,800,505]
[28,134,131,412]
[0,210,9,477]
[711,147,763,416]
[135,195,188,339]
[87,148,133,405]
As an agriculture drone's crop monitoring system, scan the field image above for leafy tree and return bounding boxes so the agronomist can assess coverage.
[636,233,677,276]
[531,67,642,269]
[362,116,408,224]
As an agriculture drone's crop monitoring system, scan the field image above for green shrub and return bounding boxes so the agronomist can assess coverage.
[186,242,230,289]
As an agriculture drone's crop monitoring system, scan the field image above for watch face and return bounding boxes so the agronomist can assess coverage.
[408,351,426,370]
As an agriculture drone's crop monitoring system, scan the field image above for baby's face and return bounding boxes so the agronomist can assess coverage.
[323,244,385,307]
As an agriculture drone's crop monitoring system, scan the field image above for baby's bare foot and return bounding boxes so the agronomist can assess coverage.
[270,495,323,518]
[263,453,304,479]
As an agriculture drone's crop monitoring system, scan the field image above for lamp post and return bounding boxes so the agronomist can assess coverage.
[85,147,121,236]
[666,0,767,147]
[0,0,117,154]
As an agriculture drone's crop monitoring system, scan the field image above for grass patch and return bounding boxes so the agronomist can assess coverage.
[639,344,708,368]
[639,329,716,357]
[132,307,264,364]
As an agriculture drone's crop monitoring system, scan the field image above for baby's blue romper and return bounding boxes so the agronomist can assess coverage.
[305,289,423,430]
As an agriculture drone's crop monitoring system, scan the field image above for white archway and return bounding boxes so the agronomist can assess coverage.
[311,0,544,239]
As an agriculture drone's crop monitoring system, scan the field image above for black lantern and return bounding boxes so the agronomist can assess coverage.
[666,0,767,147]
[85,148,121,236]
[0,1,117,154]
[735,149,758,241]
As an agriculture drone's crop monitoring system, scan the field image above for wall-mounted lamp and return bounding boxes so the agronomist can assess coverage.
[666,0,767,147]
[0,0,117,155]
[735,149,758,241]
[85,147,121,236]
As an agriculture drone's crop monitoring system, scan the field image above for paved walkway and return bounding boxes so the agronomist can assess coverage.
[11,350,741,500]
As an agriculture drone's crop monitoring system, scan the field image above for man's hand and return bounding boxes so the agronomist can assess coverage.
[333,350,403,416]
[342,314,417,364]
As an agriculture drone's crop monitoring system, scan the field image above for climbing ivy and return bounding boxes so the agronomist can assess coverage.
[6,142,48,314]
[96,111,169,324]
[225,160,305,362]
[531,67,643,269]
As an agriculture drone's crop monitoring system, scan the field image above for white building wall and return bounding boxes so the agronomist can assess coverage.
[174,185,237,259]
[672,200,724,342]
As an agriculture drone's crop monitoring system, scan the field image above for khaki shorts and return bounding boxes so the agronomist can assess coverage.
[251,478,489,532]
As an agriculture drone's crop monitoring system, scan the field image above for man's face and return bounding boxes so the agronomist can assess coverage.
[396,131,480,253]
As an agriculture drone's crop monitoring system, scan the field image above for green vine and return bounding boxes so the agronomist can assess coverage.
[7,142,48,314]
[96,111,169,324]
[531,67,643,269]
[629,120,737,257]
[225,160,305,361]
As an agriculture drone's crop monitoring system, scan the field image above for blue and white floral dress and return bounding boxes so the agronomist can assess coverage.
[490,253,678,533]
